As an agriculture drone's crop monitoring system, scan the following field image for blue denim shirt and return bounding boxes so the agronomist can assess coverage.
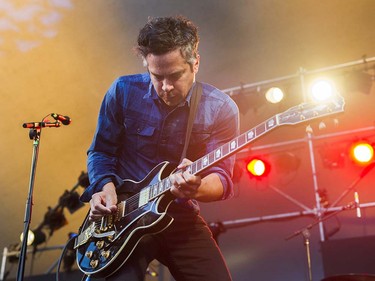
[81,73,239,211]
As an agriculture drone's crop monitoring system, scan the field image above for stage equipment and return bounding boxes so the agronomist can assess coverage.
[222,55,375,230]
[350,141,374,165]
[1,169,90,280]
[227,56,374,105]
[210,125,375,281]
[209,170,375,281]
[265,87,284,103]
[242,151,301,180]
[246,158,269,178]
[309,78,337,102]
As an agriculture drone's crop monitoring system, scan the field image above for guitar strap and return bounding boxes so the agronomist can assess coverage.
[179,81,202,163]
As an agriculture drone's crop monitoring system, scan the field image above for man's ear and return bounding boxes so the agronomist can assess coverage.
[193,54,200,74]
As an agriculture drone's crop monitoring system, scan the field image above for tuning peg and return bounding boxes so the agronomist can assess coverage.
[333,118,339,127]
[319,122,326,130]
[306,125,313,134]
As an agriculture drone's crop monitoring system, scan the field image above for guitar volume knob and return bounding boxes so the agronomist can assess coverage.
[90,259,99,268]
[85,251,93,259]
[101,250,111,259]
[96,240,105,249]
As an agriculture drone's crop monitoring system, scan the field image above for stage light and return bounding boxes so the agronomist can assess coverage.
[310,79,336,102]
[19,230,35,246]
[43,206,68,234]
[350,141,374,165]
[265,87,284,104]
[19,228,47,247]
[246,158,270,178]
[59,190,84,214]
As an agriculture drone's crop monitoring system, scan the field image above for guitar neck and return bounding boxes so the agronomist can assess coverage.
[145,115,279,202]
[137,96,345,203]
[188,115,279,176]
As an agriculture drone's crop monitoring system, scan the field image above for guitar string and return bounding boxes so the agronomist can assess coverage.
[111,150,224,217]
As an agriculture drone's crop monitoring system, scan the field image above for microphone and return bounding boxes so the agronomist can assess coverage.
[22,122,61,128]
[51,113,71,125]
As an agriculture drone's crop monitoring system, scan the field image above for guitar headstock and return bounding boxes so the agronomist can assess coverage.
[278,95,345,125]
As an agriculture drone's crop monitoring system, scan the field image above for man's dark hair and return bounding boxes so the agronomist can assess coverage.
[136,16,199,66]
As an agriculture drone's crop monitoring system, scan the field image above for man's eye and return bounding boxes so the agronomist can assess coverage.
[171,73,183,81]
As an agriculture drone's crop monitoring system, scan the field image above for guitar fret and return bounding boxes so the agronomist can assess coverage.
[255,123,266,136]
[152,184,158,197]
[246,129,255,142]
[229,139,237,152]
[117,201,125,219]
[266,116,277,129]
[189,162,195,174]
[214,147,222,161]
[208,152,215,166]
[202,155,209,168]
[186,164,192,174]
[164,177,171,191]
[237,133,246,148]
[222,143,229,156]
[158,181,163,194]
[195,159,202,173]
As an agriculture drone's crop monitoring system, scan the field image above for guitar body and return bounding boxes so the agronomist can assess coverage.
[76,162,175,278]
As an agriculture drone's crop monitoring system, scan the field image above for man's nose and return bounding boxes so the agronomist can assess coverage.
[162,79,174,92]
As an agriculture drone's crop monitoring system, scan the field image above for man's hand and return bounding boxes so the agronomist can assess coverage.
[89,182,118,221]
[170,158,202,199]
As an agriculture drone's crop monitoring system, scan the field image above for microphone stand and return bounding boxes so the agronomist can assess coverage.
[17,117,62,281]
[16,126,42,281]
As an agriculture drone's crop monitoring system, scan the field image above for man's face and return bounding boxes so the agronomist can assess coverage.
[146,48,199,107]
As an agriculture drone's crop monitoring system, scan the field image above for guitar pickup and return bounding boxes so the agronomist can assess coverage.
[92,230,116,239]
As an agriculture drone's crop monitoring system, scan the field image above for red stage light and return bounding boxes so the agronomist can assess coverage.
[246,158,270,178]
[349,141,374,165]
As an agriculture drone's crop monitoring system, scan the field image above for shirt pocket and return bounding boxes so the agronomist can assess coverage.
[124,118,157,159]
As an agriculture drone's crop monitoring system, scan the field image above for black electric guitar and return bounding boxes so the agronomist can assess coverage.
[75,95,345,278]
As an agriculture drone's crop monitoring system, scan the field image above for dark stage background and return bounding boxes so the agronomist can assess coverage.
[1,1,375,281]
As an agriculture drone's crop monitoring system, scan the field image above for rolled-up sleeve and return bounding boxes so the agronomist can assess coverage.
[199,94,239,200]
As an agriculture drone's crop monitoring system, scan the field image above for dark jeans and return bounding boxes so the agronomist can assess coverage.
[106,203,232,281]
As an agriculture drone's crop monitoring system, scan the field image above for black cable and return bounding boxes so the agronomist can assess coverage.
[55,235,76,281]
